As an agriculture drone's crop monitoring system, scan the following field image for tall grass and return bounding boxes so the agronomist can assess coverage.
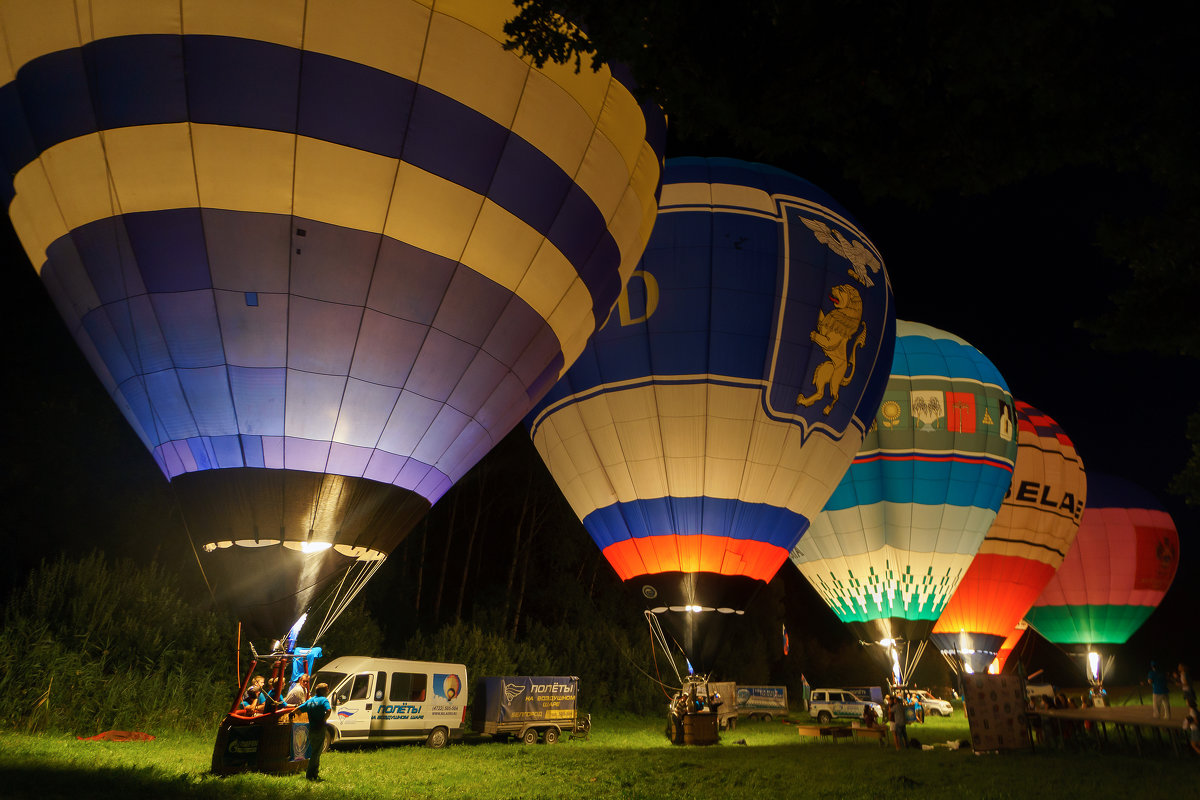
[0,555,667,737]
[0,553,235,734]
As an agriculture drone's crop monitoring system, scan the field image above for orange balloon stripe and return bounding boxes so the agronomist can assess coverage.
[933,553,1056,636]
[602,536,788,583]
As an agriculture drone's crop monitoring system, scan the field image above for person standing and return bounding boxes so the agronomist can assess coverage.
[1147,661,1171,719]
[285,674,311,706]
[889,695,908,750]
[290,683,332,781]
[1175,663,1195,708]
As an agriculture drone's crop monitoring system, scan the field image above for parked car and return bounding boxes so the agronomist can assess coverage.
[910,689,953,717]
[808,688,884,724]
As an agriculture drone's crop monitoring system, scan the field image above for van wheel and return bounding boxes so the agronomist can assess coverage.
[522,728,539,745]
[426,727,449,749]
[323,726,337,752]
[543,728,559,744]
[817,711,832,724]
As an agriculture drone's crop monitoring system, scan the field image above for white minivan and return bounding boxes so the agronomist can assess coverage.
[313,656,468,748]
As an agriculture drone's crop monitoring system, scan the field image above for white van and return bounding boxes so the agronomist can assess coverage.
[313,656,468,748]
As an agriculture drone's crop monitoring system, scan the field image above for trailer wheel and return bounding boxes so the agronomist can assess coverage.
[543,728,559,744]
[426,726,449,749]
[521,728,539,745]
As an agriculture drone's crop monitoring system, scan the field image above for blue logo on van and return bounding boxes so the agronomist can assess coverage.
[376,703,424,721]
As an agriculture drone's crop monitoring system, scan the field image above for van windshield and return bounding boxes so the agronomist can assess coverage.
[314,671,347,696]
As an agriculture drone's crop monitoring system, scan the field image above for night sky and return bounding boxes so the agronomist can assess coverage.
[2,3,1197,686]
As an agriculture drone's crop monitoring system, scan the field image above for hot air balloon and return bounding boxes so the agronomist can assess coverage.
[931,401,1086,673]
[0,0,664,638]
[790,321,1018,685]
[526,157,896,674]
[1024,473,1179,684]
[992,620,1028,674]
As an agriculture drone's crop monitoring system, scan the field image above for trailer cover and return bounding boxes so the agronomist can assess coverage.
[475,677,579,728]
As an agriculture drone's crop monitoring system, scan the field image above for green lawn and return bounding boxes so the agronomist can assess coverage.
[2,711,1196,800]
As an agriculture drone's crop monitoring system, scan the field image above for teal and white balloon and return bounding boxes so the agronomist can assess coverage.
[790,321,1018,651]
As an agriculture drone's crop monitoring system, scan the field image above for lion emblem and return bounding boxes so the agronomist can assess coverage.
[796,284,867,414]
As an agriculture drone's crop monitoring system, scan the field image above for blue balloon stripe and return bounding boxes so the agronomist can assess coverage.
[582,497,808,551]
[824,454,1015,510]
[150,434,452,498]
[0,33,628,324]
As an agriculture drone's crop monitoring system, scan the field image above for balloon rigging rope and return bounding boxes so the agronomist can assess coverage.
[903,639,928,686]
[311,557,387,645]
[172,489,217,604]
[645,610,685,688]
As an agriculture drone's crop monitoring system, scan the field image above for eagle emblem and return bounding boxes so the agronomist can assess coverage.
[801,218,882,287]
[503,681,525,703]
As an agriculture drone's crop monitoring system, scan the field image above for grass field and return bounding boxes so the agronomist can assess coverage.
[2,710,1196,800]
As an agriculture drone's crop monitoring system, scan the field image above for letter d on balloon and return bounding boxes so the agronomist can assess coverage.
[612,269,660,327]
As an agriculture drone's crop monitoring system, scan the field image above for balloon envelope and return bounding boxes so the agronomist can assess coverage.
[1024,473,1179,646]
[931,401,1086,672]
[0,0,664,633]
[992,620,1028,674]
[527,157,896,671]
[790,321,1018,647]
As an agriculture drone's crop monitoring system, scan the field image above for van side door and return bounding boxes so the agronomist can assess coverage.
[370,671,389,734]
[333,671,374,740]
[375,669,430,736]
[836,692,855,718]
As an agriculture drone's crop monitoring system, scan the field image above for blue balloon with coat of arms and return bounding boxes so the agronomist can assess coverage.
[527,157,896,671]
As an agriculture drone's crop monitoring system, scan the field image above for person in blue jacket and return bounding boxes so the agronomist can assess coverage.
[289,683,332,781]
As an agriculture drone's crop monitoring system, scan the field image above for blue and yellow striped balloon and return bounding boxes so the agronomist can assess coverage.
[0,0,664,634]
[527,158,896,671]
[790,321,1018,649]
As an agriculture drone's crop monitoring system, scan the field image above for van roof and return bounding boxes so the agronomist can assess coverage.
[318,656,467,673]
